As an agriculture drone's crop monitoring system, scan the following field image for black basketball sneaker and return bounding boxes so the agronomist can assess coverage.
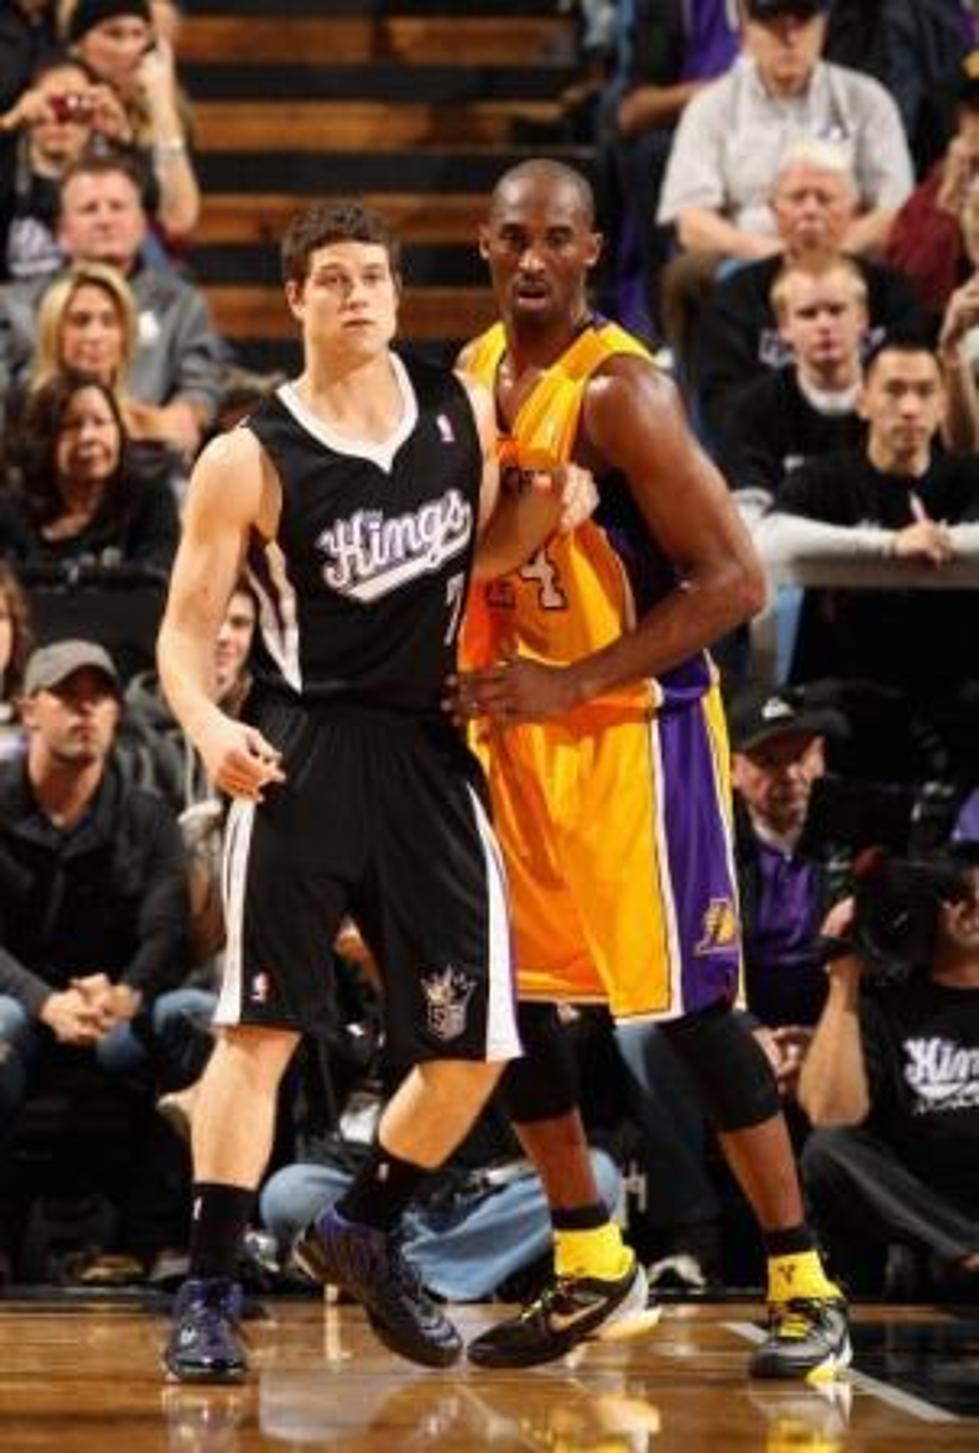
[467,1257,658,1368]
[749,1297,852,1381]
[293,1206,462,1368]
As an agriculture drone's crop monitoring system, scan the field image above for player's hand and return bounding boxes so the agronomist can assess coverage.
[768,1025,813,1097]
[196,715,285,801]
[539,463,598,534]
[447,654,580,724]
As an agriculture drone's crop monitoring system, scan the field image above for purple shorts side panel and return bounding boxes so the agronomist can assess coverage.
[656,701,742,1017]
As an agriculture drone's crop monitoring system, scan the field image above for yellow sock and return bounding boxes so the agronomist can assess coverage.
[554,1222,633,1281]
[767,1250,842,1304]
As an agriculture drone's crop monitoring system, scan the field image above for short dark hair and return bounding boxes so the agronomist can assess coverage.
[863,333,942,383]
[59,146,148,213]
[281,200,400,287]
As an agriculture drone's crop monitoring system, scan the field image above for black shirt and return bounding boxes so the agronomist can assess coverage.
[861,975,979,1212]
[695,255,922,446]
[777,449,979,692]
[720,366,865,497]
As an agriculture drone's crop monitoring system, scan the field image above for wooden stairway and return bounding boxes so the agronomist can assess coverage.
[182,0,591,373]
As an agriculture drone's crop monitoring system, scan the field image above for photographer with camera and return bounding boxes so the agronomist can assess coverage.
[0,51,130,282]
[798,852,979,1300]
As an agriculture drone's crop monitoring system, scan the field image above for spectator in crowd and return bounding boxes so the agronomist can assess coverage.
[0,370,179,573]
[0,51,130,282]
[658,0,912,262]
[29,259,194,454]
[799,852,979,1300]
[0,638,190,1275]
[67,0,200,243]
[756,338,979,782]
[0,150,226,455]
[722,257,867,502]
[885,51,979,321]
[694,139,921,443]
[932,185,979,454]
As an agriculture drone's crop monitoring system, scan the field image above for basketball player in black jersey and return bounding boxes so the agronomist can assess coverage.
[158,201,595,1381]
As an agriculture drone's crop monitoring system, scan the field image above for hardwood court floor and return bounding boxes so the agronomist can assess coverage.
[0,1297,977,1451]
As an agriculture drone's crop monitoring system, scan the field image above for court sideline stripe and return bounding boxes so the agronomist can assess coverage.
[723,1320,960,1424]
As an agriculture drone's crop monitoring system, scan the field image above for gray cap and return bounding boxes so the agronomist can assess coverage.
[24,639,121,696]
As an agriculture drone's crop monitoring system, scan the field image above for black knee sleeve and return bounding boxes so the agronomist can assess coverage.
[660,1002,779,1132]
[502,1002,580,1124]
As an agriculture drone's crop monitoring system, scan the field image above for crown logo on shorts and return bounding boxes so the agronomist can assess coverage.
[421,966,477,1042]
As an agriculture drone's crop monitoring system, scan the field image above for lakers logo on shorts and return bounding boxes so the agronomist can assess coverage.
[694,898,738,956]
[421,966,477,1042]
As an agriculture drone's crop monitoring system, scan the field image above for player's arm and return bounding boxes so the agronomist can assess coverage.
[157,429,285,800]
[459,372,596,580]
[565,359,766,702]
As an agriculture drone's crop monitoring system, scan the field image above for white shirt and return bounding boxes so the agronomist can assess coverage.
[657,54,913,233]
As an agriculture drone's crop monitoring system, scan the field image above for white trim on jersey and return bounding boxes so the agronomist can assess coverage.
[465,784,522,1062]
[213,797,256,1026]
[248,543,302,693]
[646,716,685,1017]
[276,353,419,475]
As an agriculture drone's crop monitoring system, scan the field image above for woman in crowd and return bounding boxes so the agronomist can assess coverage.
[65,0,200,245]
[0,561,33,761]
[30,260,192,459]
[0,369,178,571]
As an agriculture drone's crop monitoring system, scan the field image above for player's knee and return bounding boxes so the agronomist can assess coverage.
[503,1002,579,1123]
[213,1024,300,1087]
[660,1002,779,1131]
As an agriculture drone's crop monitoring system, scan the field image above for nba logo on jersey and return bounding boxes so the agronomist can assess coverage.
[436,413,455,444]
[421,966,476,1041]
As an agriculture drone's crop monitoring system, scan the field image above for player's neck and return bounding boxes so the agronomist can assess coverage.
[296,349,405,443]
[504,310,591,374]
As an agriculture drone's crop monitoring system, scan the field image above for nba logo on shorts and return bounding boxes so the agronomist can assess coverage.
[250,972,270,1005]
[436,413,455,444]
[421,966,476,1042]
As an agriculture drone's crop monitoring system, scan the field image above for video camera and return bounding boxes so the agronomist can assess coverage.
[828,851,975,984]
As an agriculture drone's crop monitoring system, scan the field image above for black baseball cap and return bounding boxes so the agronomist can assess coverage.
[728,683,846,753]
[744,0,831,21]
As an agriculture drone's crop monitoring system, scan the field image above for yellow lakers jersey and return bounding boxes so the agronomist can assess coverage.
[461,318,709,715]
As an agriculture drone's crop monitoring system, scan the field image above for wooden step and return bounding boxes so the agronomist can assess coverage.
[206,284,497,341]
[194,100,564,151]
[180,15,574,65]
[197,192,489,245]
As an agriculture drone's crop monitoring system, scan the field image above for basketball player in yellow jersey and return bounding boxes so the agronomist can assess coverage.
[452,160,850,1380]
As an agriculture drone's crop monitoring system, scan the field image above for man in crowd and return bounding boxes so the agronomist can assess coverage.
[800,853,979,1300]
[694,138,920,443]
[0,638,189,1274]
[757,338,979,782]
[722,257,867,503]
[0,150,225,453]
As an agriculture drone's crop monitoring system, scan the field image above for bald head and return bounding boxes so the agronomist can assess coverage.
[489,159,595,228]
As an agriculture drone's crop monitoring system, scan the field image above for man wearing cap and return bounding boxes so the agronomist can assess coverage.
[0,638,189,1275]
[658,0,913,262]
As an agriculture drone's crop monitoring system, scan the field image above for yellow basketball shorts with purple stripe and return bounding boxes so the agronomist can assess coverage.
[474,686,742,1021]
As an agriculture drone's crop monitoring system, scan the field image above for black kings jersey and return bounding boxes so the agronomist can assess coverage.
[244,351,482,713]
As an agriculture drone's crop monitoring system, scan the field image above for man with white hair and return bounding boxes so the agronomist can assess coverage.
[658,0,912,261]
[695,138,921,442]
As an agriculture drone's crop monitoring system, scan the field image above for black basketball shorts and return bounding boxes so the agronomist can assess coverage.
[213,698,521,1066]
